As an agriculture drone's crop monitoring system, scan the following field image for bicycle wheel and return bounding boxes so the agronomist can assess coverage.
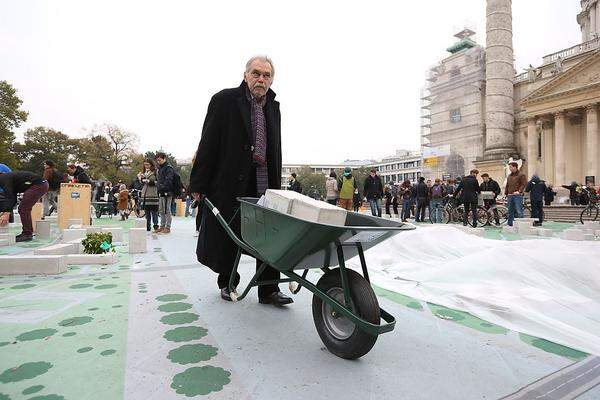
[580,206,599,223]
[429,205,445,224]
[489,205,508,226]
[454,205,466,224]
[475,206,489,227]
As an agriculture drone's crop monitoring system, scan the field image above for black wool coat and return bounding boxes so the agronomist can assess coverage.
[456,175,481,203]
[189,81,282,273]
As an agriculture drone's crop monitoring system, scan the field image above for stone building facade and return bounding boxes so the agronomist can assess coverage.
[422,1,600,190]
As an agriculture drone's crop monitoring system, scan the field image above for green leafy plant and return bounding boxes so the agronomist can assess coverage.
[81,232,114,254]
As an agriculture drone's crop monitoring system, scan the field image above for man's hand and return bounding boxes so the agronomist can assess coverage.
[0,213,9,227]
[192,193,202,200]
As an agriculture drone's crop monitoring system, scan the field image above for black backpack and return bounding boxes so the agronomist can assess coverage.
[172,171,184,197]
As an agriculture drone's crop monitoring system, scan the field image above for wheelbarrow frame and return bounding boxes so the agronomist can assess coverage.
[203,196,414,338]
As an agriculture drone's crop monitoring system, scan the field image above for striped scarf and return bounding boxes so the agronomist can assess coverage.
[246,88,269,195]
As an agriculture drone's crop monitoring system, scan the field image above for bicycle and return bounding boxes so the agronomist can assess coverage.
[129,189,146,218]
[578,186,599,223]
[481,198,508,226]
[430,195,489,227]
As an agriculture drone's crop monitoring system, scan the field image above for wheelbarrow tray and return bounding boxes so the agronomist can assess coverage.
[239,197,413,272]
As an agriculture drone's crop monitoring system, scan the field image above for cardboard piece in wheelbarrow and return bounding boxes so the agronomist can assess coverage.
[264,190,347,226]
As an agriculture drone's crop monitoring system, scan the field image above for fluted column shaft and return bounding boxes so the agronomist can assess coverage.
[586,105,599,180]
[554,112,566,185]
[527,118,538,177]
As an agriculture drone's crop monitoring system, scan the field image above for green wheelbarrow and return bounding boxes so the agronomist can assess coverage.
[203,196,415,359]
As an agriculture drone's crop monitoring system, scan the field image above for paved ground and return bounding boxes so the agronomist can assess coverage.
[0,216,599,399]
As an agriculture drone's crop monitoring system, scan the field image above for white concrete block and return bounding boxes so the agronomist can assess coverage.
[0,233,16,245]
[563,229,585,241]
[36,220,52,239]
[64,252,118,265]
[68,218,83,227]
[45,215,58,222]
[86,226,103,234]
[0,226,8,234]
[67,239,84,253]
[515,218,537,222]
[290,196,347,226]
[0,239,8,247]
[34,243,78,255]
[535,228,554,237]
[584,233,595,241]
[583,221,600,229]
[69,224,83,229]
[517,225,537,236]
[0,255,67,275]
[134,219,146,228]
[129,228,147,254]
[101,227,123,242]
[61,228,87,242]
[596,230,600,237]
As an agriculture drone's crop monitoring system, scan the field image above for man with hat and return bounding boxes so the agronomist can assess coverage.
[364,168,383,217]
[337,167,357,211]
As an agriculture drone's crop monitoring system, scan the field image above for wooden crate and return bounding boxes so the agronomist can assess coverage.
[175,199,186,216]
[58,183,92,230]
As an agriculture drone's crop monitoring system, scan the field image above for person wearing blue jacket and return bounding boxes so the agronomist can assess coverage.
[525,175,547,226]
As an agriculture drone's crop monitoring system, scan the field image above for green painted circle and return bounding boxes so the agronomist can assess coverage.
[28,395,66,400]
[58,316,93,327]
[62,332,76,337]
[156,294,187,302]
[10,284,36,290]
[22,385,44,395]
[111,276,119,279]
[116,291,125,294]
[139,290,148,293]
[118,267,130,270]
[100,349,116,356]
[163,326,208,342]
[77,347,93,353]
[158,302,192,313]
[98,334,113,340]
[88,307,99,311]
[170,366,231,396]
[167,344,218,365]
[16,329,58,342]
[92,278,102,281]
[0,394,9,400]
[0,342,10,347]
[0,361,53,383]
[160,313,199,325]
[94,284,117,290]
[69,284,93,289]
[112,305,122,308]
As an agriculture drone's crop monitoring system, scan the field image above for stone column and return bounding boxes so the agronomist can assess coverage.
[592,4,598,39]
[554,111,566,185]
[586,105,599,181]
[484,0,517,159]
[527,117,538,176]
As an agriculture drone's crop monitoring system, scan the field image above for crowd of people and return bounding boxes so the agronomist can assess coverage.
[303,162,599,228]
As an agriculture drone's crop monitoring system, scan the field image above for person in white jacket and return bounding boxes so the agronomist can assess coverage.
[325,171,339,206]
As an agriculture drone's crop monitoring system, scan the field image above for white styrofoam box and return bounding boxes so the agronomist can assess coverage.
[86,226,103,234]
[479,191,496,200]
[36,220,52,239]
[502,225,517,234]
[0,233,16,245]
[290,196,347,226]
[536,228,554,237]
[134,219,146,228]
[0,255,66,275]
[563,229,585,241]
[102,227,123,242]
[34,243,79,255]
[64,253,119,265]
[62,228,87,242]
[68,218,83,227]
[264,189,305,214]
[129,228,147,254]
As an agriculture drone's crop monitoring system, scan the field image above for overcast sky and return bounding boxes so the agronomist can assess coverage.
[1,0,581,164]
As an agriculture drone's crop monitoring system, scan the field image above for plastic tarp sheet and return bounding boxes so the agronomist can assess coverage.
[348,225,600,355]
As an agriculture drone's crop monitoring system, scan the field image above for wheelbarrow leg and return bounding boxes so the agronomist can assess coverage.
[228,248,242,301]
[356,243,370,283]
[335,245,352,309]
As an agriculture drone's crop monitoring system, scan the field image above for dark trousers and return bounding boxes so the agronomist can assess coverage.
[144,205,159,231]
[392,198,399,215]
[416,198,427,221]
[19,182,49,236]
[401,198,411,220]
[531,200,544,223]
[195,208,202,231]
[463,202,478,227]
[218,167,280,298]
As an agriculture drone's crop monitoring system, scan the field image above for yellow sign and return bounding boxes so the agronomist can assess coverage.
[423,157,438,167]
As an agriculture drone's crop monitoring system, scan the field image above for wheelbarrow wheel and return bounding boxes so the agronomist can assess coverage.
[312,268,380,359]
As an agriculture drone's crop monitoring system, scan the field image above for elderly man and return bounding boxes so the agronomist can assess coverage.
[190,56,293,306]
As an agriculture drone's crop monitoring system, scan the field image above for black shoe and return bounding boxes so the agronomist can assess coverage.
[16,234,33,242]
[259,291,294,306]
[220,287,236,302]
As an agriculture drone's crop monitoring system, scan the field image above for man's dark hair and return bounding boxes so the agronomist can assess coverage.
[419,177,425,182]
[155,152,167,160]
[481,173,489,178]
[44,160,55,168]
[291,173,297,178]
[470,169,479,175]
[509,162,518,168]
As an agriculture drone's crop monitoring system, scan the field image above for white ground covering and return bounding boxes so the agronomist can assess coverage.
[349,225,600,355]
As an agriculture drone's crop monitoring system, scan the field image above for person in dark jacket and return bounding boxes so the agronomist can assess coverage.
[544,184,557,206]
[414,177,429,222]
[66,164,91,185]
[525,175,547,226]
[189,56,292,306]
[42,160,63,216]
[363,168,383,217]
[399,180,412,222]
[562,182,581,205]
[155,152,175,234]
[0,171,49,242]
[480,173,501,225]
[455,169,481,227]
[288,173,302,193]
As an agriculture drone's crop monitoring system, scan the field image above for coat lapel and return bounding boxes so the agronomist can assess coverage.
[237,96,252,143]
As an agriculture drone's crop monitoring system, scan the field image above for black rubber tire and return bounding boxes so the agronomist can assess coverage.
[580,206,599,224]
[312,268,380,359]
[475,206,489,227]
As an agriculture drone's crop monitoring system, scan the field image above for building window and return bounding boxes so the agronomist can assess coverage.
[450,108,461,123]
